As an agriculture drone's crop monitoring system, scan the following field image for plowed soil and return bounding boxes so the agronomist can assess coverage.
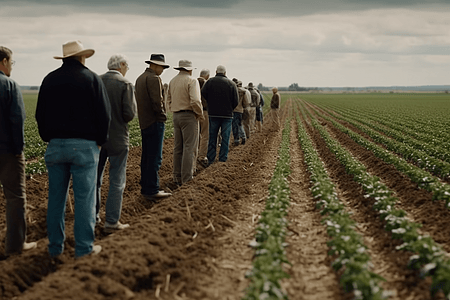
[0,97,447,299]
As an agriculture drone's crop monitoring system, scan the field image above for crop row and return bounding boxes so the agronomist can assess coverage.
[244,118,291,300]
[302,100,450,298]
[318,104,450,158]
[295,102,386,299]
[312,105,450,179]
[306,95,450,150]
[306,104,450,209]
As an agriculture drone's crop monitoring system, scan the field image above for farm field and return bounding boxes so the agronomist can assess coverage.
[1,93,450,299]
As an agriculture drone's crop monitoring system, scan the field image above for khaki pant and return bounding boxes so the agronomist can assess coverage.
[249,107,256,134]
[242,108,251,139]
[271,108,280,131]
[0,153,27,255]
[198,110,209,160]
[173,111,199,184]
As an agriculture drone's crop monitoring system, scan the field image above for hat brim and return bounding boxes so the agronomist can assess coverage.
[174,67,196,71]
[145,60,170,68]
[54,49,95,60]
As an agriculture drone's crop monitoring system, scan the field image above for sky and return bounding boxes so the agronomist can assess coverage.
[2,0,450,88]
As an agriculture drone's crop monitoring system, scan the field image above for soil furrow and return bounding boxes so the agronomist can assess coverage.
[281,117,344,300]
[300,99,442,300]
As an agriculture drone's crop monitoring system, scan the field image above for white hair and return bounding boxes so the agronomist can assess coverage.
[216,65,226,74]
[200,68,210,77]
[107,54,128,70]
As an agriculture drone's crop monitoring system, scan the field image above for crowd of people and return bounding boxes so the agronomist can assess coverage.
[0,40,281,258]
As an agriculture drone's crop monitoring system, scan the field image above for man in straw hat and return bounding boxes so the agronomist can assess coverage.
[36,40,111,257]
[201,65,238,165]
[167,60,204,185]
[0,46,37,256]
[135,54,172,200]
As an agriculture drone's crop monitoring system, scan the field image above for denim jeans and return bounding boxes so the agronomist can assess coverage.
[232,112,246,143]
[44,139,99,258]
[207,117,232,164]
[0,152,27,255]
[140,122,165,195]
[173,111,199,184]
[96,147,129,224]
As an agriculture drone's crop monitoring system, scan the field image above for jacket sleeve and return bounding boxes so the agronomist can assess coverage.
[147,76,164,114]
[122,82,137,123]
[189,78,204,120]
[9,82,25,154]
[36,78,49,143]
[231,83,238,110]
[94,75,111,146]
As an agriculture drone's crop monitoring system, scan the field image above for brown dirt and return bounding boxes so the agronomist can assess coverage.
[0,98,447,299]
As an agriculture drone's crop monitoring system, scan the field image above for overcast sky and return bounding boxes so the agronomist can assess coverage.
[2,0,450,87]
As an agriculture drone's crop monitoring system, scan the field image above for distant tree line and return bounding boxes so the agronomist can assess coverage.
[257,83,318,92]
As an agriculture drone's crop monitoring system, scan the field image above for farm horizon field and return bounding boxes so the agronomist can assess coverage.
[1,92,450,299]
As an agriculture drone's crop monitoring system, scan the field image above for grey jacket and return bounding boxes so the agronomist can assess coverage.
[100,70,137,155]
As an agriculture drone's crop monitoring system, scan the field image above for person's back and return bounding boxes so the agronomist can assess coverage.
[36,40,110,258]
[202,73,238,118]
[37,59,110,145]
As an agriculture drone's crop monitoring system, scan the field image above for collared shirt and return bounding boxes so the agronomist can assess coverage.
[100,70,137,155]
[135,68,167,130]
[0,70,25,154]
[167,70,203,119]
[234,86,251,113]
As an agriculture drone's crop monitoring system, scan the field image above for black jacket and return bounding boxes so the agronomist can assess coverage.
[201,74,238,118]
[36,59,111,146]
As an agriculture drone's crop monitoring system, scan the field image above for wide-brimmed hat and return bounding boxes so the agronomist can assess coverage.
[145,54,170,68]
[248,82,255,88]
[54,40,95,59]
[174,60,195,71]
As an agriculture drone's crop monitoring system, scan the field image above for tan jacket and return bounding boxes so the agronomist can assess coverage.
[167,71,204,120]
[234,86,251,113]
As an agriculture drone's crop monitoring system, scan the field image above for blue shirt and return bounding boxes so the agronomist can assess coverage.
[0,70,25,154]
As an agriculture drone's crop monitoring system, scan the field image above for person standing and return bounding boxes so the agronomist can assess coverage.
[232,80,249,146]
[135,54,172,200]
[197,69,210,167]
[96,54,136,231]
[167,60,203,184]
[247,82,260,134]
[270,87,281,131]
[201,65,238,165]
[36,40,110,257]
[0,46,37,256]
[255,87,265,132]
[241,86,252,140]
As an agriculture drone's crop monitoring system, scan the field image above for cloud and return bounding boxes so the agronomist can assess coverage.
[2,1,450,87]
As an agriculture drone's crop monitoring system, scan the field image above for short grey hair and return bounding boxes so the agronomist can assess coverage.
[107,54,128,70]
[216,65,226,74]
[199,68,210,77]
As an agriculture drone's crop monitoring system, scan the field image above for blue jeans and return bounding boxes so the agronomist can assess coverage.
[207,117,232,164]
[232,112,246,143]
[140,122,165,195]
[96,147,129,224]
[44,139,99,258]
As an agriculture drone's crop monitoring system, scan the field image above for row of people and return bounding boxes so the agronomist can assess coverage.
[0,40,281,258]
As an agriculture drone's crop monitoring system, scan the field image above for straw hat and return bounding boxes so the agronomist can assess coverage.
[53,40,94,59]
[145,54,170,68]
[174,60,195,71]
